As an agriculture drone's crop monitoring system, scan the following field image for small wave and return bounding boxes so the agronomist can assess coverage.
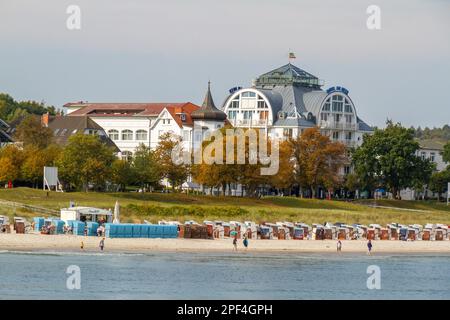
[0,250,144,257]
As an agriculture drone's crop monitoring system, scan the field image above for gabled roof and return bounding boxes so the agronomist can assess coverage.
[65,102,191,117]
[47,115,119,150]
[254,63,322,89]
[165,103,200,128]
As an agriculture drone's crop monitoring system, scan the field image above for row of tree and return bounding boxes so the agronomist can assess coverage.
[1,115,449,199]
[0,93,56,122]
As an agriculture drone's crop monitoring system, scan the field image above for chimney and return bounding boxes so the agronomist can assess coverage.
[41,112,50,127]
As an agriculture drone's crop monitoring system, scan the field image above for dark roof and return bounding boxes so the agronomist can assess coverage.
[254,63,322,89]
[191,82,227,121]
[0,119,13,143]
[417,139,446,151]
[47,116,119,151]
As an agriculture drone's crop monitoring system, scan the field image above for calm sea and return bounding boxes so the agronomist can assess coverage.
[0,250,449,299]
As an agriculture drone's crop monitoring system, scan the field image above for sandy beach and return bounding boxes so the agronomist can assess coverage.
[1,233,450,254]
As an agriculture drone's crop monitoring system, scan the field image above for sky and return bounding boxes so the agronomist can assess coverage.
[0,0,449,128]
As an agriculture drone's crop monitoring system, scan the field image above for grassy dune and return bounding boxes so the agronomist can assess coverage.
[0,188,449,226]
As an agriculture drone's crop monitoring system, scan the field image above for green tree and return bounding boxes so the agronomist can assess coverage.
[429,169,450,201]
[442,141,450,164]
[352,121,435,199]
[132,144,161,190]
[155,133,189,191]
[58,134,115,191]
[0,145,25,185]
[111,159,135,191]
[14,115,54,149]
[21,144,61,188]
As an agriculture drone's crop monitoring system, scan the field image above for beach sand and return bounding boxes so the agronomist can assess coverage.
[1,233,450,254]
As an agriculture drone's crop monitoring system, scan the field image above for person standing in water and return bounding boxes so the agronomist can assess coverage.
[233,236,237,251]
[337,240,342,252]
[367,239,373,255]
[243,234,249,251]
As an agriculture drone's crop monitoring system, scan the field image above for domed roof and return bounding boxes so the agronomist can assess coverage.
[191,82,227,121]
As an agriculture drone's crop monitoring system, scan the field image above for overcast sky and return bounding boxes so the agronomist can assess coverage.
[0,0,449,128]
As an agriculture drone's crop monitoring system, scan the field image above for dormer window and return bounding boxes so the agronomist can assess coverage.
[180,113,186,121]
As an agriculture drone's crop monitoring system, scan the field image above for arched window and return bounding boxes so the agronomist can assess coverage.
[135,130,148,141]
[108,129,119,141]
[121,130,133,141]
[121,151,133,161]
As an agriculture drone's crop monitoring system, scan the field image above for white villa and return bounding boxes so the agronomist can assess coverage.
[64,101,201,159]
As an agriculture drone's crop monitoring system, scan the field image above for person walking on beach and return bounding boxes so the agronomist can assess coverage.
[367,239,373,255]
[80,241,84,250]
[233,236,237,251]
[337,240,342,252]
[243,234,249,251]
[99,238,105,251]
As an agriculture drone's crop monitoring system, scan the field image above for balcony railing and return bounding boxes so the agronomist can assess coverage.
[319,121,357,130]
[229,119,272,127]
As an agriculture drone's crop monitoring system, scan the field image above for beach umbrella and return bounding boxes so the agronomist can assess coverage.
[113,200,120,223]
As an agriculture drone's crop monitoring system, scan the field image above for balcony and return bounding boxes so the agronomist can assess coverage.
[319,121,357,130]
[229,118,272,127]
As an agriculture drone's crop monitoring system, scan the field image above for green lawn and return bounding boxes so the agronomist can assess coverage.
[0,187,449,226]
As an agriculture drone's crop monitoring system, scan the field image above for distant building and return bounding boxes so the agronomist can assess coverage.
[64,101,201,158]
[41,114,119,151]
[417,139,448,172]
[5,114,118,151]
[222,63,373,146]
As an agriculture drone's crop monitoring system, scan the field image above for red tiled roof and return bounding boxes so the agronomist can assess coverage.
[66,102,189,117]
[65,102,201,128]
[165,102,199,128]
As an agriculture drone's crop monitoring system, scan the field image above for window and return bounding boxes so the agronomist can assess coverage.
[243,111,252,120]
[421,152,426,160]
[323,101,331,111]
[320,113,328,121]
[85,129,98,135]
[345,115,353,123]
[230,99,239,109]
[344,166,351,175]
[228,110,237,119]
[122,129,133,140]
[430,152,435,162]
[135,130,148,141]
[334,114,341,122]
[257,101,267,108]
[332,131,339,140]
[283,128,293,138]
[241,91,256,98]
[345,132,352,140]
[121,151,133,162]
[345,105,353,113]
[108,129,119,141]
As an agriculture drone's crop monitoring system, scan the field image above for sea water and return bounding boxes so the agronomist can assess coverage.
[0,251,449,299]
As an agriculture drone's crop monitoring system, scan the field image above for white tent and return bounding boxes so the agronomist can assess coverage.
[113,201,120,223]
